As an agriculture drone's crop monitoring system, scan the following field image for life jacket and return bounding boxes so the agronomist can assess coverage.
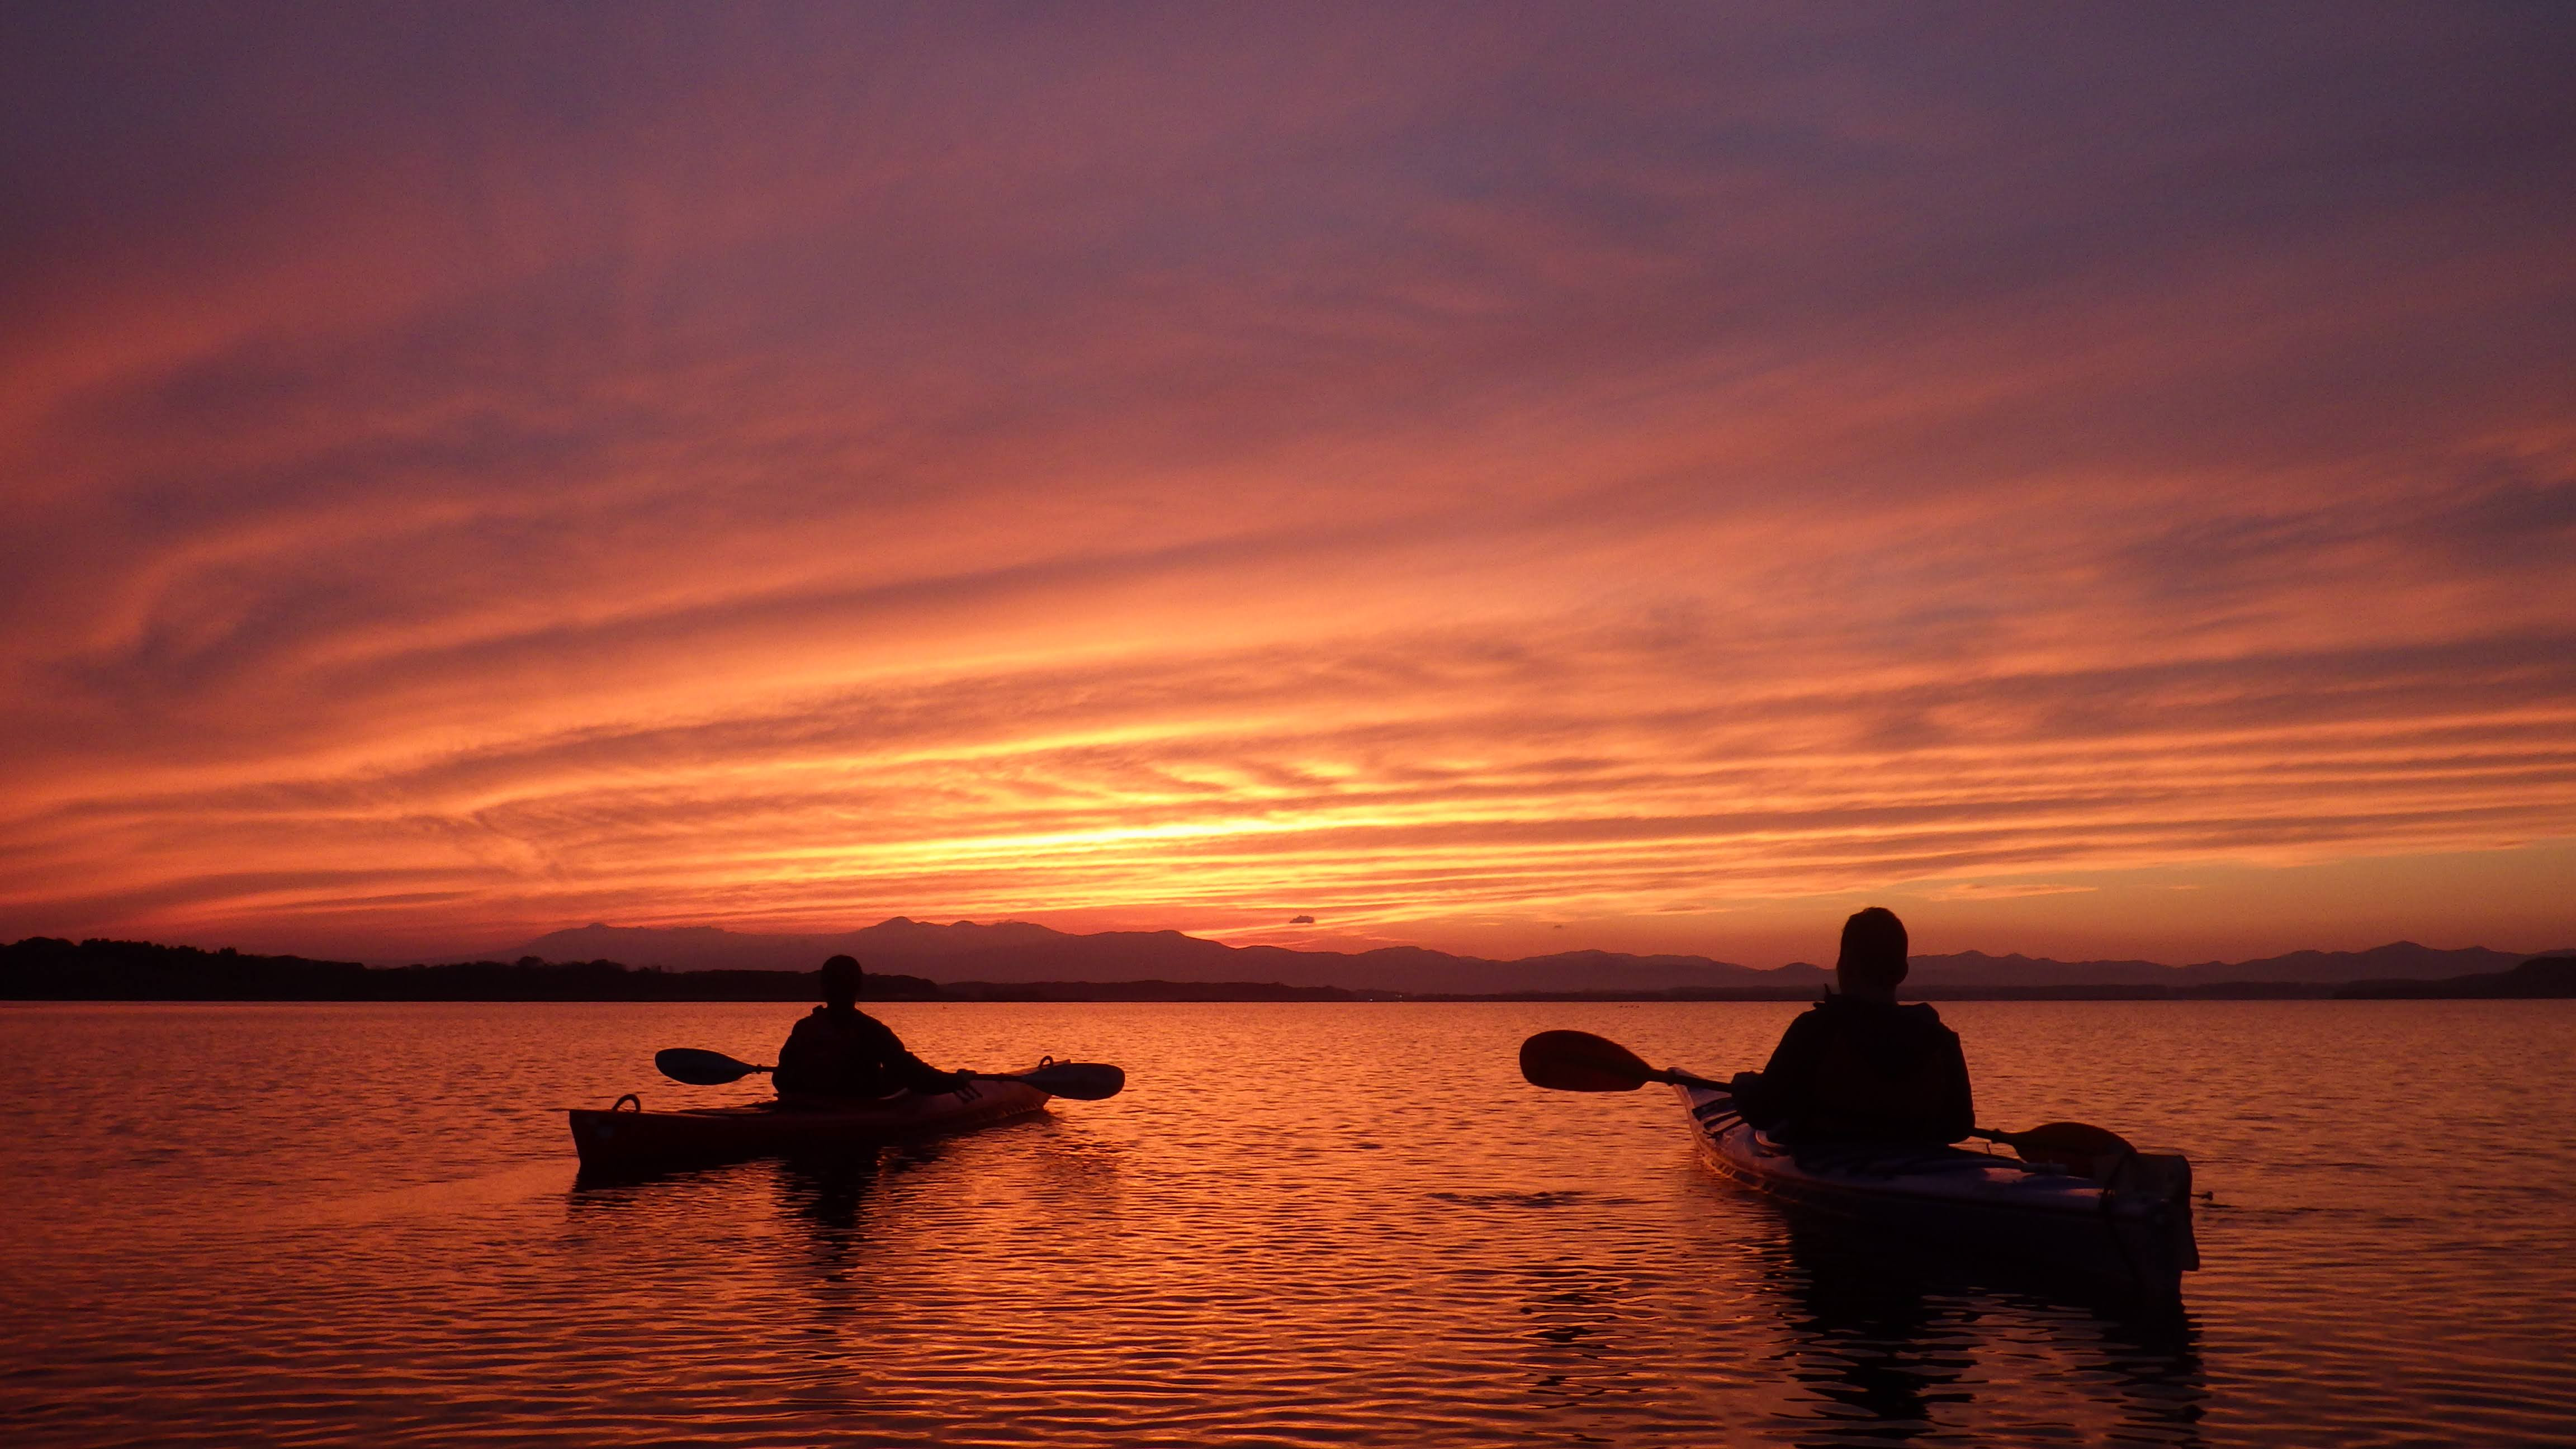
[773,1006,908,1099]
[1787,997,1970,1143]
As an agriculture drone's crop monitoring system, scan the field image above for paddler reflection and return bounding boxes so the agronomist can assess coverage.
[1726,908,1976,1148]
[1754,1206,2209,1447]
[775,955,976,1105]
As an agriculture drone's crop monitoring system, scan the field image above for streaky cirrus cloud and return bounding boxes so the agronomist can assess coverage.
[2,3,2572,965]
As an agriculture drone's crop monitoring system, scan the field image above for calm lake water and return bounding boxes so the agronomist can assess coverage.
[3,1000,2570,1447]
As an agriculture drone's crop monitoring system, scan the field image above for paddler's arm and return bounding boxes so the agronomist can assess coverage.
[771,1012,822,1095]
[863,1015,974,1095]
[1931,1026,1976,1144]
[1737,1010,1824,1130]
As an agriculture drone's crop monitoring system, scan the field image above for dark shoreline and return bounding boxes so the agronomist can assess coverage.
[9,936,2572,1002]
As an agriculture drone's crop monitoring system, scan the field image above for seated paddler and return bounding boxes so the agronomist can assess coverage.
[1727,907,1974,1146]
[773,954,974,1106]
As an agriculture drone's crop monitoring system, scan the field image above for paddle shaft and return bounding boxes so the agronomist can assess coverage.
[654,1046,1117,1098]
[683,1066,1064,1085]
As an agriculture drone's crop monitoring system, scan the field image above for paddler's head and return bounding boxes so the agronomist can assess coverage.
[820,954,864,1010]
[1835,907,1908,1003]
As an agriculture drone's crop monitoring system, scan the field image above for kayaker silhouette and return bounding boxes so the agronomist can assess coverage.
[1727,908,1975,1146]
[773,955,975,1107]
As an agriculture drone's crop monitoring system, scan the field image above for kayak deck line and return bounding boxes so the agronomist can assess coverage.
[1673,1083,2200,1303]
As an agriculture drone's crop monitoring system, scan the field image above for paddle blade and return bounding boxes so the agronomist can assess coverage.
[1996,1120,2136,1167]
[655,1048,765,1086]
[1519,1030,1656,1092]
[1015,1062,1125,1100]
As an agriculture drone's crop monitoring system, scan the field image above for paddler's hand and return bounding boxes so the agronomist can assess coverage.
[945,1070,980,1100]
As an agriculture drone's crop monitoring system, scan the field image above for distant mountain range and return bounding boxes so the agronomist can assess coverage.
[491,919,2575,996]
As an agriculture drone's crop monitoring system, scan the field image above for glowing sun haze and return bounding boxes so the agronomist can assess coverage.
[3,4,2572,965]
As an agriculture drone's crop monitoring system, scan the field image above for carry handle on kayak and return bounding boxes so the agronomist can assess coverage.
[654,1047,1125,1100]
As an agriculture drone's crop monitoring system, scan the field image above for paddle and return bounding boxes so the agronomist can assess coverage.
[656,1048,771,1085]
[652,1048,1125,1100]
[1517,1029,2129,1164]
[1518,1029,1728,1092]
[1007,1062,1125,1100]
[1969,1121,2135,1167]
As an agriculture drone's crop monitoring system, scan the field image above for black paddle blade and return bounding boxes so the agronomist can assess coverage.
[1995,1120,2136,1166]
[1519,1030,1655,1091]
[1016,1062,1124,1101]
[655,1048,766,1086]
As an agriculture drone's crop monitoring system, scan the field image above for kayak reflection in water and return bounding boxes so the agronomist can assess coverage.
[1727,908,1975,1147]
[773,955,975,1108]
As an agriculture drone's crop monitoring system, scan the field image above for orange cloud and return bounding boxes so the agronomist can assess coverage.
[1,6,2571,963]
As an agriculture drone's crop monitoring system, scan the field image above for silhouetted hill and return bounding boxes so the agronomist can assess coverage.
[14,927,2573,1001]
[2175,941,2565,984]
[503,918,1820,994]
[2335,957,2576,1000]
[510,920,1073,970]
[500,919,2573,995]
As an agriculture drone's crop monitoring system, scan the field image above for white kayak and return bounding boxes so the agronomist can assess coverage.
[1674,1082,2200,1303]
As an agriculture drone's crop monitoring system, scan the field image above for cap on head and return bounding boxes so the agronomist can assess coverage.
[820,954,863,1006]
[1836,907,1909,991]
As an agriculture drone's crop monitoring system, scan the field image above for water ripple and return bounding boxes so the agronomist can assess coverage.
[2,1000,2571,1446]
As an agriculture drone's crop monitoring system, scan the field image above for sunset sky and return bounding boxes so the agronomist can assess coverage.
[3,4,2571,967]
